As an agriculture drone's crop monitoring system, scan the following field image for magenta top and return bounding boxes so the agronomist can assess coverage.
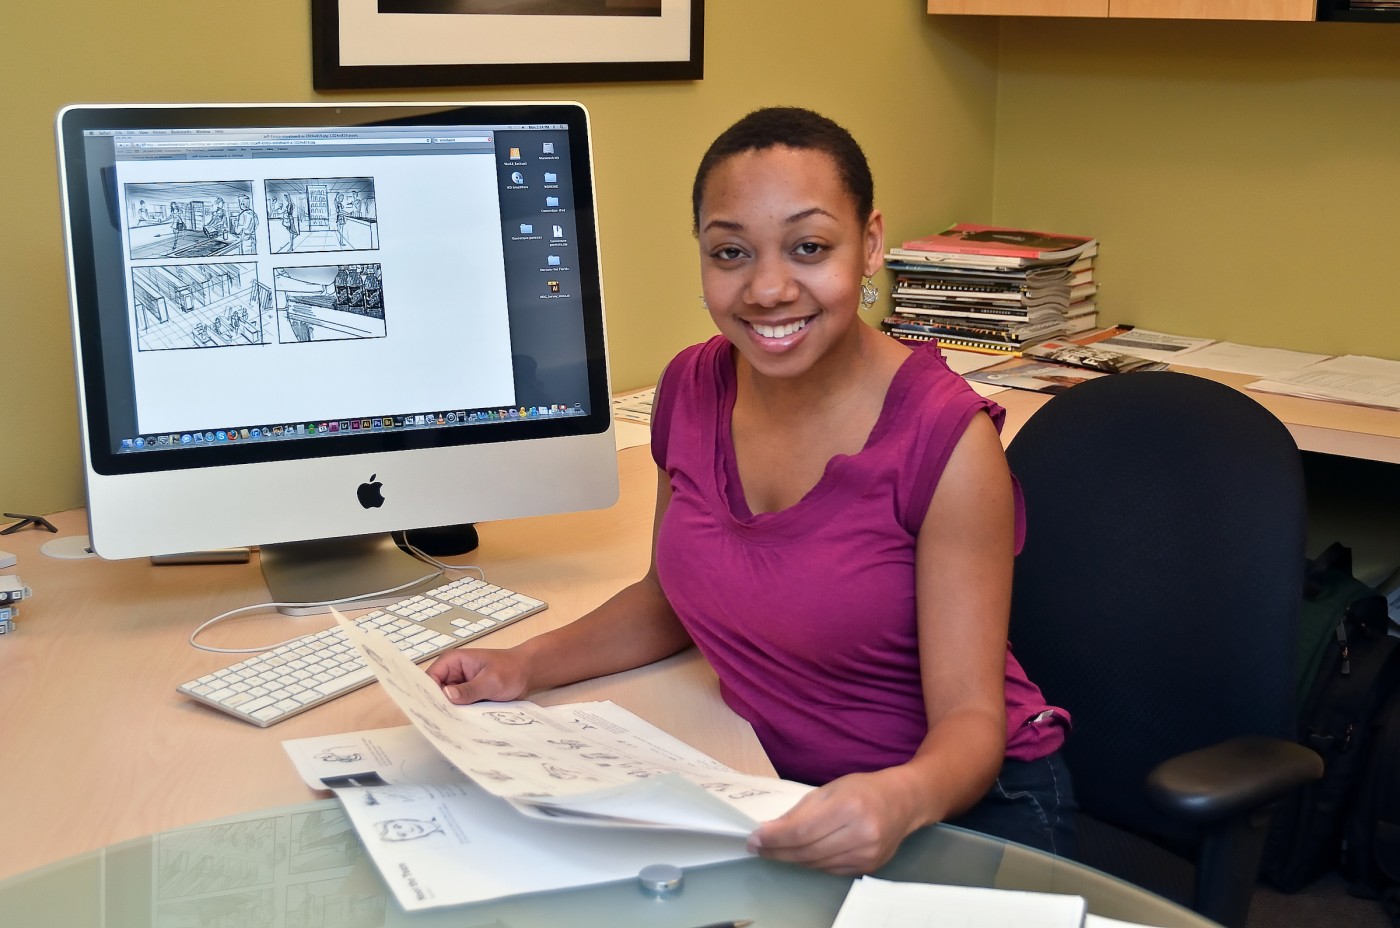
[652,336,1068,785]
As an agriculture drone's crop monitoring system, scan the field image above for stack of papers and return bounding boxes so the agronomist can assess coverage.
[1248,355,1400,412]
[279,609,813,910]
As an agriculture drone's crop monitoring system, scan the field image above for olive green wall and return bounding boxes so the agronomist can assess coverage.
[992,19,1400,358]
[3,2,999,516]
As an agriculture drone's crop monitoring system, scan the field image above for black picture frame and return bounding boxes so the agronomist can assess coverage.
[312,0,704,90]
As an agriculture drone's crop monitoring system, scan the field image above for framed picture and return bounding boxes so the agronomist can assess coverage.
[312,0,704,89]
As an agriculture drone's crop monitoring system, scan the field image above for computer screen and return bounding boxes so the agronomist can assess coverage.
[56,102,618,606]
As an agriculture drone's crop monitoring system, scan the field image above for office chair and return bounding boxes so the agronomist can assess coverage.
[1004,371,1324,928]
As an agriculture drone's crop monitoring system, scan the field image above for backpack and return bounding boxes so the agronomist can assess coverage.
[1344,671,1400,926]
[1260,542,1400,893]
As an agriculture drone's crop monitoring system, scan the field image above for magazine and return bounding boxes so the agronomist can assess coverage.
[964,357,1109,394]
[897,223,1096,267]
[1022,339,1167,374]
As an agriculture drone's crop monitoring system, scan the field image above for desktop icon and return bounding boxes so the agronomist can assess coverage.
[547,280,560,293]
[121,438,133,449]
[362,419,371,429]
[546,196,559,208]
[547,254,561,266]
[509,147,521,159]
[544,172,557,183]
[134,437,146,448]
[520,223,534,234]
[542,142,554,154]
[240,428,250,439]
[205,431,216,442]
[552,224,564,238]
[180,434,192,444]
[250,428,261,438]
[511,171,525,185]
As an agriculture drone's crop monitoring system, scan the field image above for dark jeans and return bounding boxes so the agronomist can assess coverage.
[946,750,1078,859]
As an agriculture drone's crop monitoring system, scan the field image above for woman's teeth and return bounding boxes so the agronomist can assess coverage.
[752,319,808,339]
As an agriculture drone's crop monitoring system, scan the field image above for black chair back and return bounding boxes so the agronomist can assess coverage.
[1005,371,1306,844]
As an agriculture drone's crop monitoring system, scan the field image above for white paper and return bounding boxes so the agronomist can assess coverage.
[1085,916,1165,928]
[331,608,812,833]
[1089,328,1216,365]
[831,876,1087,928]
[613,419,652,451]
[1165,341,1330,377]
[331,776,748,910]
[283,724,465,790]
[1247,354,1400,412]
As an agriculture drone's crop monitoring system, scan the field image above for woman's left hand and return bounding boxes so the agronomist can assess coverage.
[745,770,921,875]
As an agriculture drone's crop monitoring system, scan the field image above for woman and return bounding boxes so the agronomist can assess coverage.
[428,106,1073,874]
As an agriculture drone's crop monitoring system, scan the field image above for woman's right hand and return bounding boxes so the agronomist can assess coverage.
[426,647,532,704]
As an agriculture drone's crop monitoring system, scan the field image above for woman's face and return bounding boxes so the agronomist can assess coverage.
[696,146,882,381]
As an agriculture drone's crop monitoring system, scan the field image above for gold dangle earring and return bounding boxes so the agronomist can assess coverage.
[860,277,880,308]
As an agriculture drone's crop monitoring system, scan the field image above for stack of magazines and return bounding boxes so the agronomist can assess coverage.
[882,223,1097,355]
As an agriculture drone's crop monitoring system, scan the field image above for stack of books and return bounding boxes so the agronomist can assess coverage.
[882,223,1098,355]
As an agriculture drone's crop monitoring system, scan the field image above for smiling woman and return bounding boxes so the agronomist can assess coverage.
[427,107,1077,876]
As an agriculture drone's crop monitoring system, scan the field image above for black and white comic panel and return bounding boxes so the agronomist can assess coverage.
[131,264,273,352]
[273,264,386,344]
[125,181,260,259]
[265,178,379,254]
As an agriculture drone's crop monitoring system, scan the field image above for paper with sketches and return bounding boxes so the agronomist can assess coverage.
[331,608,812,834]
[319,775,749,910]
[831,876,1088,928]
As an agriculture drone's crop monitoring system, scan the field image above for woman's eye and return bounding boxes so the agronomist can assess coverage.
[713,246,744,261]
[794,242,825,257]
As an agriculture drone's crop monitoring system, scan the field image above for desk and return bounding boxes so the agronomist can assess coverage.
[0,444,1219,928]
[0,447,769,885]
[989,365,1400,465]
[0,798,1224,928]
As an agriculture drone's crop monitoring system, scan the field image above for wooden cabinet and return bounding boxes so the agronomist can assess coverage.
[928,0,1316,19]
[927,0,1106,13]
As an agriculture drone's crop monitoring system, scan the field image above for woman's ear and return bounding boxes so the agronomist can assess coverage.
[864,208,886,277]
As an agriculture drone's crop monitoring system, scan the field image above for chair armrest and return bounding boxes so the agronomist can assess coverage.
[1145,735,1323,825]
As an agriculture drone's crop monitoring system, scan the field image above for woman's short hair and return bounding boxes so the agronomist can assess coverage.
[692,107,874,231]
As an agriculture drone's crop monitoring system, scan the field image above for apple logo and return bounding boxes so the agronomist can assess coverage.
[357,474,385,509]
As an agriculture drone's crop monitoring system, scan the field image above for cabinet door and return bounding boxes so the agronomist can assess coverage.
[927,0,1108,14]
[1108,0,1314,18]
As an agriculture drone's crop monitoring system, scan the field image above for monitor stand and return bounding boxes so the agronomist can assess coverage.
[260,534,442,616]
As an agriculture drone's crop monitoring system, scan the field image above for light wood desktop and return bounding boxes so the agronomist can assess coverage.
[0,445,774,885]
[989,365,1400,465]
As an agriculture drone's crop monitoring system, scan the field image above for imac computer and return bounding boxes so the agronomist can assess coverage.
[56,102,619,610]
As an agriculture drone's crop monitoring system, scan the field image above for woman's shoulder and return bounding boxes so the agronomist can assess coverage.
[888,343,998,419]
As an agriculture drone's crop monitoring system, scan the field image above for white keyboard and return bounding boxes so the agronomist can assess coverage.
[177,576,546,727]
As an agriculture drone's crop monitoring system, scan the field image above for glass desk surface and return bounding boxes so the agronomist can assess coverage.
[1,798,1223,928]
